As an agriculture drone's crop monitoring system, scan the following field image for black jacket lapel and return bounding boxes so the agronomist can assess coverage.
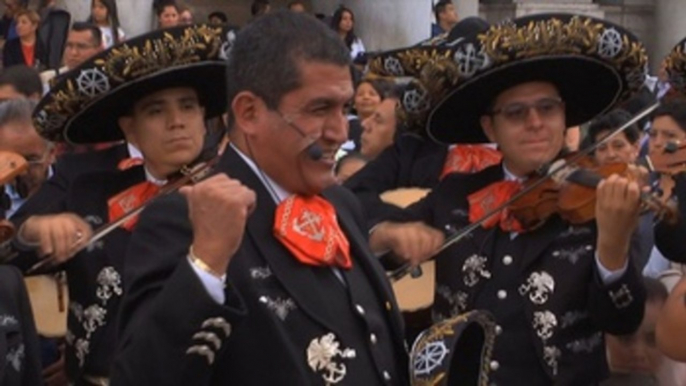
[219,148,345,336]
[323,188,406,347]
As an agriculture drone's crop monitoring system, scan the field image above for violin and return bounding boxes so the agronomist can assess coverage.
[388,102,664,283]
[27,156,219,274]
[510,155,679,230]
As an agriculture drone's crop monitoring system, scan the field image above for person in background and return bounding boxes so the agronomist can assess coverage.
[347,78,394,150]
[288,1,306,13]
[360,87,402,160]
[335,152,368,184]
[0,65,42,101]
[41,22,103,90]
[178,3,193,25]
[156,0,180,29]
[3,9,46,70]
[586,109,655,271]
[88,0,125,49]
[431,0,459,37]
[331,6,364,61]
[588,110,642,166]
[208,11,227,25]
[250,0,270,19]
[0,0,22,40]
[0,99,54,218]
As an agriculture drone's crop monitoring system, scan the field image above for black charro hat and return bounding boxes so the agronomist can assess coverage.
[366,17,491,134]
[33,24,237,144]
[410,310,497,386]
[425,13,648,144]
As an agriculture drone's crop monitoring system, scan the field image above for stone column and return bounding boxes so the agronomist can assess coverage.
[456,0,479,20]
[654,0,686,68]
[313,0,434,51]
[57,0,155,39]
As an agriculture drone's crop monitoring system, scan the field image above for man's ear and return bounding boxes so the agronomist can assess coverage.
[480,115,496,143]
[231,91,266,136]
[118,116,136,144]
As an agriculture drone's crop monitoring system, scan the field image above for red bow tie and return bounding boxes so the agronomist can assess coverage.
[274,195,352,269]
[108,181,160,231]
[468,180,523,232]
[441,145,502,180]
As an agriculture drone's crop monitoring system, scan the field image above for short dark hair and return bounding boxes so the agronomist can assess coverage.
[250,0,269,17]
[155,0,178,17]
[330,6,357,50]
[652,97,686,134]
[356,78,395,101]
[226,11,350,115]
[588,109,641,145]
[0,65,42,97]
[71,21,102,47]
[434,0,452,22]
[208,11,227,23]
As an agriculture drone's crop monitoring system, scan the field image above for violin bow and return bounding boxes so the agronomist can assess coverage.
[27,159,217,274]
[388,101,661,282]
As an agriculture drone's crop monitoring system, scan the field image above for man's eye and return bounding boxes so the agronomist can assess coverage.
[503,105,527,119]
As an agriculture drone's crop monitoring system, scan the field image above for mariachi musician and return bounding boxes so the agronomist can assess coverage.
[0,152,43,386]
[648,36,686,363]
[8,24,234,385]
[370,14,648,385]
[650,35,686,265]
[345,17,502,229]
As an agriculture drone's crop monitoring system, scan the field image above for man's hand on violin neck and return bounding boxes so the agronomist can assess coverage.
[181,174,256,275]
[20,214,93,263]
[369,221,445,267]
[595,174,641,270]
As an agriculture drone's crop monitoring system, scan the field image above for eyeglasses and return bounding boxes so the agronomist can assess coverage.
[489,97,565,123]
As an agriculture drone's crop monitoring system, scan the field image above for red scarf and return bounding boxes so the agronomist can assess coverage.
[274,195,352,269]
[468,180,523,232]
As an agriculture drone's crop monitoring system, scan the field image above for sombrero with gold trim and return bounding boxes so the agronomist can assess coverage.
[366,17,491,135]
[410,310,497,386]
[663,36,686,97]
[424,13,648,144]
[33,24,237,144]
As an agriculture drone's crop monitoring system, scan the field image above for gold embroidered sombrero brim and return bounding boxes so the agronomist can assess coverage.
[33,24,237,144]
[366,18,491,136]
[664,36,686,97]
[409,310,497,386]
[422,13,648,144]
